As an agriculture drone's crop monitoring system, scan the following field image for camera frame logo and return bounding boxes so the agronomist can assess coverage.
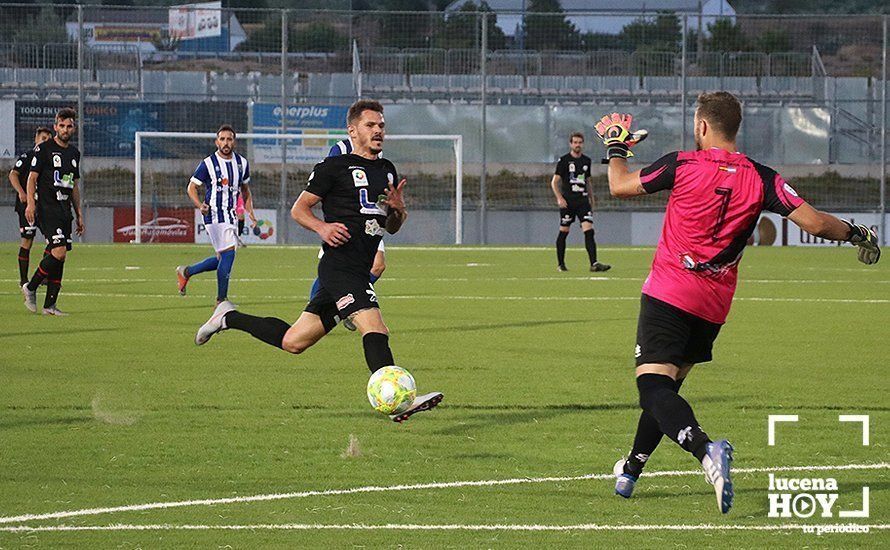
[766,415,870,527]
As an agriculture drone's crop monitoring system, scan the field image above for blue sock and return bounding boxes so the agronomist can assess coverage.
[188,255,219,276]
[369,273,380,284]
[309,277,322,300]
[216,249,235,301]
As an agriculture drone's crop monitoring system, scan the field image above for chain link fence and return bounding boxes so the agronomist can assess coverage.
[0,4,886,243]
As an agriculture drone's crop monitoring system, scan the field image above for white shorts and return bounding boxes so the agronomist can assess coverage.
[207,222,238,253]
[317,239,384,259]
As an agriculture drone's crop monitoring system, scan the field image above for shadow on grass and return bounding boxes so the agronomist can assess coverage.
[395,318,632,335]
[0,415,92,429]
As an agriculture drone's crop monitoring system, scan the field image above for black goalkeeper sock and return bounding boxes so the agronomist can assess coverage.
[238,219,245,236]
[363,332,395,373]
[224,311,290,349]
[43,259,64,308]
[27,253,62,292]
[637,374,710,462]
[18,246,30,286]
[625,378,686,477]
[556,231,568,267]
[584,229,598,264]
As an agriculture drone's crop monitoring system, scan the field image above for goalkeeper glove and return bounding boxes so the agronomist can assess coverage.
[595,113,649,164]
[843,220,881,265]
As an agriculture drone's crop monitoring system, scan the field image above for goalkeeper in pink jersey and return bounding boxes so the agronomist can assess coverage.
[596,92,880,514]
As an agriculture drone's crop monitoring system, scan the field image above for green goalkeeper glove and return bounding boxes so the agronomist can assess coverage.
[595,113,648,164]
[844,220,881,265]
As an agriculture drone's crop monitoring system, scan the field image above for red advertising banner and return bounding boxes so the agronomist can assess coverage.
[114,207,195,243]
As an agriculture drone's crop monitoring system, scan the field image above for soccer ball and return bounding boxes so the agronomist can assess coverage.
[367,366,416,415]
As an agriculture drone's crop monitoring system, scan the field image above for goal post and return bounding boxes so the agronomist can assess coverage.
[133,131,463,244]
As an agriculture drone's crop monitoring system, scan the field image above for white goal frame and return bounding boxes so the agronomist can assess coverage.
[134,131,464,244]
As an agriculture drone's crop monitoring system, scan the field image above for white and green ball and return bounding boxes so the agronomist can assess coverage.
[367,366,416,415]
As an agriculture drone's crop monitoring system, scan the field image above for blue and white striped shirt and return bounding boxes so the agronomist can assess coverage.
[190,152,250,225]
[328,138,382,159]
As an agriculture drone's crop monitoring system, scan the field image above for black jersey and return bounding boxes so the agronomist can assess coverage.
[305,153,397,275]
[554,153,591,202]
[30,139,80,221]
[11,148,36,212]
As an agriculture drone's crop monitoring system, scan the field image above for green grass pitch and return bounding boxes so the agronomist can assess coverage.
[0,243,887,548]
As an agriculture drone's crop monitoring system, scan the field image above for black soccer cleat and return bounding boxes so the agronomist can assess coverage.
[390,392,443,423]
[557,264,568,272]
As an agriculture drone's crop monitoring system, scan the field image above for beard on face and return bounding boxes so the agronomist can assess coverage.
[57,132,70,143]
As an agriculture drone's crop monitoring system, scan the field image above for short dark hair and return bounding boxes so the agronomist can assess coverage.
[696,91,742,139]
[347,99,384,125]
[570,132,584,142]
[56,108,76,123]
[35,126,52,136]
[217,124,236,138]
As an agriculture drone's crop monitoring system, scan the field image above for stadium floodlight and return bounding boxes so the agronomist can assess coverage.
[134,131,464,244]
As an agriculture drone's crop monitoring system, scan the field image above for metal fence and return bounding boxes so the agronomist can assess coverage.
[0,4,886,244]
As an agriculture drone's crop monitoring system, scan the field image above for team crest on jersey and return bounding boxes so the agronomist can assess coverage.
[365,219,384,236]
[352,169,368,187]
[221,177,229,187]
[72,158,77,168]
[783,182,799,197]
[336,294,355,310]
[568,162,575,172]
[52,154,62,168]
[387,172,394,185]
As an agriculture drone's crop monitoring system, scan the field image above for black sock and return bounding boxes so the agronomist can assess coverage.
[44,259,64,308]
[556,231,568,266]
[238,219,245,236]
[27,253,62,292]
[625,378,686,477]
[637,374,710,462]
[224,311,289,349]
[584,229,598,264]
[363,332,394,373]
[18,246,30,286]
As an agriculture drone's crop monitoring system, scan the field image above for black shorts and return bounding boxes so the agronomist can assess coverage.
[559,201,593,227]
[38,213,73,251]
[304,266,378,333]
[15,203,38,239]
[635,294,722,367]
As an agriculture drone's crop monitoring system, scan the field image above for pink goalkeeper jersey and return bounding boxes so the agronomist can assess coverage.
[639,148,805,324]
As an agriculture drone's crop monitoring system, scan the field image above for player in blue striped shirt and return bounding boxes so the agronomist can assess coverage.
[177,125,255,303]
[309,138,386,331]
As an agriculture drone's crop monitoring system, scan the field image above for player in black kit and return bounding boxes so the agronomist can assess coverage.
[194,99,443,422]
[550,132,610,272]
[8,126,52,286]
[21,109,83,316]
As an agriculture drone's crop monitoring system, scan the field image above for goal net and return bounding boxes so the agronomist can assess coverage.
[132,131,463,245]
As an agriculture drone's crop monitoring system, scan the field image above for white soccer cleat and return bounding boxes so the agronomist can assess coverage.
[613,457,638,498]
[701,439,734,514]
[195,300,236,346]
[389,391,444,423]
[42,305,68,316]
[22,283,37,313]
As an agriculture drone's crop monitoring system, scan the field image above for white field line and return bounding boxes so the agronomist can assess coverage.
[3,291,888,304]
[0,463,886,526]
[0,523,886,533]
[72,244,652,252]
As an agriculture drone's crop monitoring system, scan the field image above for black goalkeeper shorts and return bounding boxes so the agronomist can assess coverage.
[635,294,722,367]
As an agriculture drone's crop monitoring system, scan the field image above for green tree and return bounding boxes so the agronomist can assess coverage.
[432,1,506,50]
[705,18,750,51]
[756,29,791,53]
[292,22,348,53]
[619,13,682,52]
[522,0,581,51]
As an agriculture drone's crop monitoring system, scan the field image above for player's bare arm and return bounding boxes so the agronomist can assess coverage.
[788,202,880,264]
[383,178,408,234]
[241,183,256,224]
[291,190,350,246]
[550,174,567,208]
[187,181,209,214]
[72,179,84,235]
[8,167,26,203]
[606,158,646,198]
[24,171,38,225]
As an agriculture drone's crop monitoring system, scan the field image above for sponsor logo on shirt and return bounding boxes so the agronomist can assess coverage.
[783,183,799,197]
[352,169,368,187]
